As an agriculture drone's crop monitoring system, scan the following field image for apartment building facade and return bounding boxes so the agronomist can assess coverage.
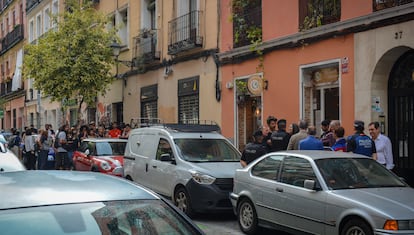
[96,0,221,128]
[0,0,26,131]
[219,0,414,185]
[25,0,63,130]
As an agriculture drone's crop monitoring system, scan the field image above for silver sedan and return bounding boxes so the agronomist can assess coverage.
[230,150,414,235]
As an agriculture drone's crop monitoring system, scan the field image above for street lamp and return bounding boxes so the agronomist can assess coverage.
[110,41,136,86]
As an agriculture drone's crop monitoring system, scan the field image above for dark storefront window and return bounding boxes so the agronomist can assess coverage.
[178,76,199,123]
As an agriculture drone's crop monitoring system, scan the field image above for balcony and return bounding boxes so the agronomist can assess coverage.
[26,0,44,13]
[133,29,160,65]
[0,0,12,13]
[233,6,262,48]
[1,24,24,55]
[299,0,341,31]
[168,10,203,55]
[373,0,414,11]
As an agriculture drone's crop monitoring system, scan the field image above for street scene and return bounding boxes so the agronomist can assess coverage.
[1,0,414,234]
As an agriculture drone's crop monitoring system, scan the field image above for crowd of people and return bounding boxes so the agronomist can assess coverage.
[240,116,394,170]
[7,121,132,171]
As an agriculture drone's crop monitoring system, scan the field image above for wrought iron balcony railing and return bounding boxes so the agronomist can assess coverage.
[26,0,44,13]
[168,10,203,55]
[373,0,413,11]
[133,29,160,65]
[233,6,262,48]
[0,0,12,13]
[299,0,341,31]
[1,24,24,55]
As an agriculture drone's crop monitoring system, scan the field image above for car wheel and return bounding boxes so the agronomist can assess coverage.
[237,198,258,235]
[341,219,373,235]
[174,187,194,217]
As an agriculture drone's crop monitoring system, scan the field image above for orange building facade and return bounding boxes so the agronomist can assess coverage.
[219,0,414,185]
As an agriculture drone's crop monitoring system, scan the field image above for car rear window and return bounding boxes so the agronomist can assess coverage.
[96,142,127,156]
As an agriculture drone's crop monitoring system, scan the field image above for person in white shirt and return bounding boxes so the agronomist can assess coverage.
[368,121,394,170]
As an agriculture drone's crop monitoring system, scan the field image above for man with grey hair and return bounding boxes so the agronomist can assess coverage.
[287,120,308,150]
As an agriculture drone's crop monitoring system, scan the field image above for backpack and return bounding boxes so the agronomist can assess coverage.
[54,132,60,148]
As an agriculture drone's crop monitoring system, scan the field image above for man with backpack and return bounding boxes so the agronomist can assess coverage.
[346,120,377,160]
[54,124,70,170]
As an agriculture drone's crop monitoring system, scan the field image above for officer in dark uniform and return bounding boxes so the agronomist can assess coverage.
[270,119,291,152]
[240,130,267,167]
[346,120,377,159]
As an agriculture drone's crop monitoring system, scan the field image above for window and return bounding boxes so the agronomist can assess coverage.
[29,20,34,42]
[12,109,16,128]
[251,155,283,180]
[232,0,262,48]
[140,85,158,122]
[12,10,15,27]
[51,0,58,29]
[178,77,199,123]
[116,8,128,46]
[280,156,316,187]
[301,62,340,136]
[36,14,42,38]
[299,0,341,31]
[44,8,50,32]
[156,138,172,160]
[175,138,240,162]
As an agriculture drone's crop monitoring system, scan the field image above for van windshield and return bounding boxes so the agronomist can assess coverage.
[174,139,240,162]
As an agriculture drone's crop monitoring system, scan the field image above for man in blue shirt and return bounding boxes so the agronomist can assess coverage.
[299,126,323,150]
[346,120,377,159]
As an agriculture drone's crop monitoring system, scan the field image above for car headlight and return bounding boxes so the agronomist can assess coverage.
[189,170,215,185]
[100,161,111,171]
[384,220,414,230]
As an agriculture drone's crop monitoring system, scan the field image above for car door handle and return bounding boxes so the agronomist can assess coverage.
[276,187,284,192]
[152,165,157,169]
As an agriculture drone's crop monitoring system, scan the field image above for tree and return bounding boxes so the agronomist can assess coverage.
[22,0,117,125]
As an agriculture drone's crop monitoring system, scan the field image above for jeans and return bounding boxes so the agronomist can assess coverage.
[55,152,70,170]
[37,150,49,170]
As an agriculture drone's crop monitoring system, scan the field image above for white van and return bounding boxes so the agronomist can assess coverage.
[124,123,241,217]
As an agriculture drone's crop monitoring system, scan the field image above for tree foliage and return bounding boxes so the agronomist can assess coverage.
[22,0,117,110]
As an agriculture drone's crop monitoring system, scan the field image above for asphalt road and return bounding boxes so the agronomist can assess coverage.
[193,212,289,235]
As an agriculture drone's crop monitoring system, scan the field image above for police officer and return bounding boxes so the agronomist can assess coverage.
[346,120,377,160]
[240,130,267,167]
[270,119,290,152]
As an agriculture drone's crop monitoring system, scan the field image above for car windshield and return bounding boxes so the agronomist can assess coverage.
[175,138,240,162]
[95,142,126,156]
[0,200,199,235]
[315,158,407,190]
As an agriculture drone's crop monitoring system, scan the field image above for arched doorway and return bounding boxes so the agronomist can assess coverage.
[388,49,414,186]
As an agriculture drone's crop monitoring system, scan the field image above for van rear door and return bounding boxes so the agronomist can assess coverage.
[124,132,157,188]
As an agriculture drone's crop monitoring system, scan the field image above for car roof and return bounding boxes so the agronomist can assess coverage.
[0,171,159,209]
[269,150,370,160]
[82,138,127,143]
[0,151,26,172]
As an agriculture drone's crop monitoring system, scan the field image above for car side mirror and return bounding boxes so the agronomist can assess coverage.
[160,153,173,162]
[304,179,321,191]
[85,149,90,156]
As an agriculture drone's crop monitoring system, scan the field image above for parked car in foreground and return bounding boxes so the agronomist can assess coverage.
[0,142,25,172]
[230,150,414,235]
[73,138,127,177]
[124,123,242,217]
[0,170,205,235]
